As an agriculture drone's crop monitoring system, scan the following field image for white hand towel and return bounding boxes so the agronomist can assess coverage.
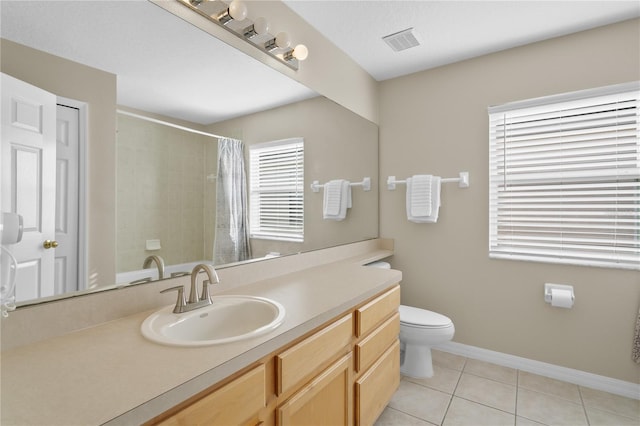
[345,181,352,209]
[406,176,441,223]
[323,180,351,220]
[410,175,433,217]
[323,180,342,216]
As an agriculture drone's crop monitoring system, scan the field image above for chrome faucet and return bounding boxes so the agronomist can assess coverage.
[189,264,219,304]
[161,264,220,314]
[142,255,165,280]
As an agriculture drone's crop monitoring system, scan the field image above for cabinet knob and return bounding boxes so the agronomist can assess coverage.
[43,240,58,249]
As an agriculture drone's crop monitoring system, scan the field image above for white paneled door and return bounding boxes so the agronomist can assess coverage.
[55,104,79,295]
[1,73,57,301]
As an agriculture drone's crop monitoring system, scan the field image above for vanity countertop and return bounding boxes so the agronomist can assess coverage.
[0,259,401,425]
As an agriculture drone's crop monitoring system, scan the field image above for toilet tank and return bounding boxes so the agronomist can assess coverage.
[366,261,391,269]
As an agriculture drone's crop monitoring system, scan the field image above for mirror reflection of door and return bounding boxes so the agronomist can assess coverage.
[1,73,83,301]
[55,104,80,295]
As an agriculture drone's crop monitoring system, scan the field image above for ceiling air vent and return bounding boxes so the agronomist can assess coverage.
[382,27,420,52]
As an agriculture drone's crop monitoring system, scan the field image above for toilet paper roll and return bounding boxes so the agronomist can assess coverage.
[551,289,574,308]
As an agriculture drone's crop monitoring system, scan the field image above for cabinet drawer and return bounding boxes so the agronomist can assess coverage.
[277,314,353,395]
[355,340,400,426]
[355,285,400,337]
[157,364,265,426]
[355,312,399,373]
[277,352,353,426]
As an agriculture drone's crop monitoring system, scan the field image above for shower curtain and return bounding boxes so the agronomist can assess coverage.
[213,138,251,265]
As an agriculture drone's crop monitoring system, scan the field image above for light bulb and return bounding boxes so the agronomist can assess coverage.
[293,44,309,61]
[253,17,269,35]
[228,0,247,21]
[275,31,291,49]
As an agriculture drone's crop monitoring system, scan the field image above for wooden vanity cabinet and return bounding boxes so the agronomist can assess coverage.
[148,284,401,426]
[277,352,353,425]
[276,314,353,396]
[154,364,266,426]
[354,285,401,425]
[356,341,400,426]
[275,314,354,425]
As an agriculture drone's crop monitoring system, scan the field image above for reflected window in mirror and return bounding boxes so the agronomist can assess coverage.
[249,138,304,242]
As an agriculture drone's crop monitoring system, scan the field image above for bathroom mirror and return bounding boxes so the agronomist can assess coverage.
[0,0,378,306]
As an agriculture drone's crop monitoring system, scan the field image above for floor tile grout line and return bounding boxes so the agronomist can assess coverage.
[440,356,467,425]
[577,386,591,426]
[518,370,588,406]
[384,406,439,426]
[519,385,587,407]
[578,385,640,421]
[453,395,518,417]
[461,369,519,388]
[461,358,519,387]
[394,376,458,425]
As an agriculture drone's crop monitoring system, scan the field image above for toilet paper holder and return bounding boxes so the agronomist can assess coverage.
[544,283,575,305]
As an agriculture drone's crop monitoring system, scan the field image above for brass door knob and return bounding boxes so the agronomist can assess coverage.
[43,240,58,249]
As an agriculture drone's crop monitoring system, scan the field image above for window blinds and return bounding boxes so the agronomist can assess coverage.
[488,82,640,270]
[249,138,304,242]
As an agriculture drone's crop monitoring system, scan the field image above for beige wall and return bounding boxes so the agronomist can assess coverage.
[379,19,640,382]
[209,96,378,258]
[1,39,117,287]
[116,114,217,272]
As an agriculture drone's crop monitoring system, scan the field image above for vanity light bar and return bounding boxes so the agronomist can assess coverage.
[180,0,308,71]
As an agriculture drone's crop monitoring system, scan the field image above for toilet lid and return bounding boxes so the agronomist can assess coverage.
[399,305,452,328]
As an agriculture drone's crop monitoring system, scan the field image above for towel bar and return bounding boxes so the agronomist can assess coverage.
[387,172,469,190]
[311,177,371,193]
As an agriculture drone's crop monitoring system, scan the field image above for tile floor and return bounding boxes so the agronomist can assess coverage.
[375,350,640,426]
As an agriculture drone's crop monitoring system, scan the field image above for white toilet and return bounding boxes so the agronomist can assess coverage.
[399,304,455,378]
[368,261,455,378]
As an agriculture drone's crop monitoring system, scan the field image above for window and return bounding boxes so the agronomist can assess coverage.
[249,138,304,242]
[488,82,640,270]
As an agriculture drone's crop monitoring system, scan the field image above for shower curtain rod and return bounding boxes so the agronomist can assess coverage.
[117,109,227,139]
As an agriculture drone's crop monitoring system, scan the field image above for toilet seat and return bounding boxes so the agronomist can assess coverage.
[400,305,452,329]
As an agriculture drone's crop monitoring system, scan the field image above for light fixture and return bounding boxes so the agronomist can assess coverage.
[180,0,308,70]
[293,44,309,61]
[283,44,309,62]
[243,17,269,38]
[275,32,291,49]
[217,0,247,25]
[253,17,269,36]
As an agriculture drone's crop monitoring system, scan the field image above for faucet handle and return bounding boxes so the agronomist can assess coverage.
[200,280,214,303]
[161,285,187,313]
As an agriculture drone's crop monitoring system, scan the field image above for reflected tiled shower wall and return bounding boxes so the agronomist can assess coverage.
[116,114,218,273]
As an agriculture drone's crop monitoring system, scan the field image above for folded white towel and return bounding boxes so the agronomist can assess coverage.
[323,180,342,216]
[406,176,441,223]
[410,175,433,217]
[323,180,351,220]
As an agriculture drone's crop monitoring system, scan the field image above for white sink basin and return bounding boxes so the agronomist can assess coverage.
[141,295,286,347]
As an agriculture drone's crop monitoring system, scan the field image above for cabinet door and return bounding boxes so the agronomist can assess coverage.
[355,285,400,337]
[277,353,353,426]
[157,364,265,426]
[356,312,399,374]
[355,340,400,426]
[277,314,353,395]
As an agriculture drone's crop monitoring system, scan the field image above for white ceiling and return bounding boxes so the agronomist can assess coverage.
[1,1,638,124]
[283,0,640,81]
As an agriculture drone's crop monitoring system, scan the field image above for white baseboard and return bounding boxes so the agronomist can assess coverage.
[438,341,640,400]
